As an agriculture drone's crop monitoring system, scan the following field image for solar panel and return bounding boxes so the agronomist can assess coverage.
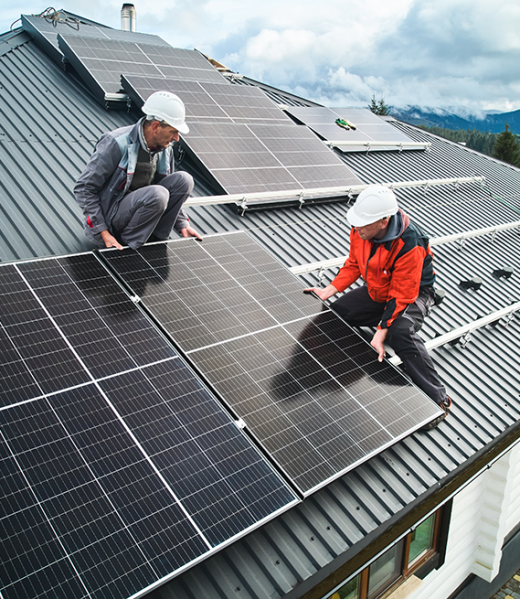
[57,35,225,100]
[21,14,171,65]
[286,106,418,152]
[122,75,292,123]
[103,233,443,495]
[0,254,297,599]
[182,121,363,195]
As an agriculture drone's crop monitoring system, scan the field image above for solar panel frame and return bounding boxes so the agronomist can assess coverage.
[0,252,298,599]
[103,232,443,496]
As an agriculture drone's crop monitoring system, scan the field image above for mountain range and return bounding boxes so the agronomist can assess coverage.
[391,107,520,134]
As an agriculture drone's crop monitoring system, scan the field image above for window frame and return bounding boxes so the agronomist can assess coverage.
[328,505,447,599]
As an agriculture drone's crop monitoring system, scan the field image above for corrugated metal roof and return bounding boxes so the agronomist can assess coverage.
[0,31,135,262]
[1,19,520,599]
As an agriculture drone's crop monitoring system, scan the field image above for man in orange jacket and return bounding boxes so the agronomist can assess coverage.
[305,185,451,428]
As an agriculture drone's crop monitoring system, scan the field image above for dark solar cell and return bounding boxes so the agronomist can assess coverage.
[0,438,88,599]
[99,360,295,545]
[103,233,442,495]
[0,265,90,398]
[16,255,176,378]
[0,397,160,599]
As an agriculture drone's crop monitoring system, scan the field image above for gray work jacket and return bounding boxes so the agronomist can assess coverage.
[74,118,188,245]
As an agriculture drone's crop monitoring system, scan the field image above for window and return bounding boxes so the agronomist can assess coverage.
[328,509,444,599]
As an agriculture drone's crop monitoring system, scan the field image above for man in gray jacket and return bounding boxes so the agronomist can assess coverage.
[75,91,201,250]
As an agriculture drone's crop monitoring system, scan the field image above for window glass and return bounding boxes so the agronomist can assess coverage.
[409,514,435,565]
[367,539,404,599]
[331,575,359,599]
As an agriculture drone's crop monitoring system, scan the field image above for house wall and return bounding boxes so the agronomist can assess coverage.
[407,442,520,599]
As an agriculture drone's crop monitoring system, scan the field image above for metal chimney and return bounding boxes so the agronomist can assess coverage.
[121,3,136,32]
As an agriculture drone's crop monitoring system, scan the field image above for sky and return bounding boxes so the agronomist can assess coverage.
[3,0,520,116]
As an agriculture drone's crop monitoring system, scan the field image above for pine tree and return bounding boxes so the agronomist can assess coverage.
[493,123,520,167]
[368,95,390,116]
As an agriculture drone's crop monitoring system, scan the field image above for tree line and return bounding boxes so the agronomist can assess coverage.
[418,124,520,168]
[367,96,520,168]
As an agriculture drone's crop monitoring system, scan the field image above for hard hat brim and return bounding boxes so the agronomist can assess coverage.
[176,122,189,135]
[346,205,380,227]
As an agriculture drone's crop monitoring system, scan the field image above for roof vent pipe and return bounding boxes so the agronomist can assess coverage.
[121,3,136,32]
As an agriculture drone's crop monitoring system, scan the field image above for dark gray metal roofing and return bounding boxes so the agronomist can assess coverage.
[1,19,520,599]
[0,31,135,262]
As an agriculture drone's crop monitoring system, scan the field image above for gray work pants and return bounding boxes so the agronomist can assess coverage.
[330,286,448,405]
[111,171,194,249]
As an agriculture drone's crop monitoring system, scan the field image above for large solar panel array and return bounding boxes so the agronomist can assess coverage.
[182,122,363,195]
[122,75,292,123]
[0,254,297,599]
[104,233,442,495]
[285,106,417,152]
[58,34,225,100]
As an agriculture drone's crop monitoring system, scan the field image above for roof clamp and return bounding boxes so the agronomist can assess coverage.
[502,311,516,327]
[235,418,247,430]
[240,197,248,216]
[126,95,132,112]
[454,180,460,191]
[317,266,325,285]
[459,331,472,348]
[298,192,305,209]
[365,142,371,155]
[398,143,404,153]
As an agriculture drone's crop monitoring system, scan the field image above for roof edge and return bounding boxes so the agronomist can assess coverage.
[286,419,520,599]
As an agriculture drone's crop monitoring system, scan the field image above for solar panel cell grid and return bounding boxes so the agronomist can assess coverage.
[122,76,291,124]
[0,251,297,598]
[59,35,225,97]
[183,121,362,194]
[103,232,442,495]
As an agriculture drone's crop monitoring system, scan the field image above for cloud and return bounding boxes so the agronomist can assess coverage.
[2,0,520,114]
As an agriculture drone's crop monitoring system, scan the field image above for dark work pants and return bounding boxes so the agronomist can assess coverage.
[330,286,447,405]
[111,171,194,250]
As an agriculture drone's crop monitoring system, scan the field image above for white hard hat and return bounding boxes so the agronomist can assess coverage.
[142,91,189,134]
[347,185,398,227]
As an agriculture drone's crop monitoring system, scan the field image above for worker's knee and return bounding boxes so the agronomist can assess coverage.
[176,171,194,195]
[144,186,170,213]
[161,171,194,196]
[387,317,415,354]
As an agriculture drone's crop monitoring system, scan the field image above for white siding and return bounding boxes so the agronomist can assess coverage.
[409,441,520,599]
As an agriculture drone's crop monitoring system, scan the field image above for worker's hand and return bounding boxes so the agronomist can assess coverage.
[371,328,388,362]
[304,284,339,302]
[180,226,203,241]
[100,230,123,250]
